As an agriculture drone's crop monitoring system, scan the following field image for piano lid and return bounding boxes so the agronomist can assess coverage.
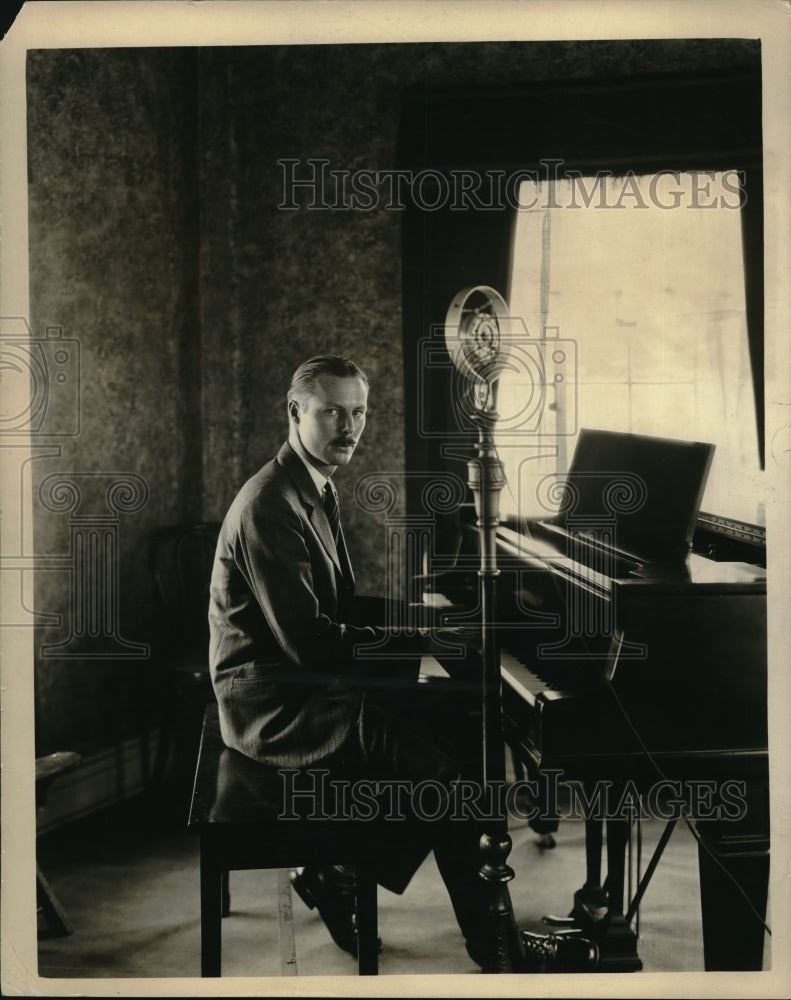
[540,428,715,567]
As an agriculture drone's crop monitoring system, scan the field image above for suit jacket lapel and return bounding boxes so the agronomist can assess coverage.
[277,441,345,577]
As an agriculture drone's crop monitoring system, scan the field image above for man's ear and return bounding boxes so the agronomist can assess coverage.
[288,399,300,422]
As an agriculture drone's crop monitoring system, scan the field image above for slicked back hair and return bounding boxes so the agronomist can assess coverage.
[287,355,369,406]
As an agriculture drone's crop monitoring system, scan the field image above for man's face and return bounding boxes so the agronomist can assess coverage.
[292,374,368,470]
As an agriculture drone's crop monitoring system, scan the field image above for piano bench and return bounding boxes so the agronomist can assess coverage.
[188,704,380,977]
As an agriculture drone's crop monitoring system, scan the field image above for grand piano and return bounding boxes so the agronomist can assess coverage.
[422,427,770,973]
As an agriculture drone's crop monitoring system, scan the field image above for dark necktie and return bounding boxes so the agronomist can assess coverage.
[323,480,355,594]
[323,482,340,543]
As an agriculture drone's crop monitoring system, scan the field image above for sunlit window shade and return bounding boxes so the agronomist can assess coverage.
[498,171,762,526]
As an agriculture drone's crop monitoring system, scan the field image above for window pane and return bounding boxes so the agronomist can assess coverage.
[498,171,763,526]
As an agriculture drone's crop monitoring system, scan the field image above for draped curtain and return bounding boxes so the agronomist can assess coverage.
[398,69,763,544]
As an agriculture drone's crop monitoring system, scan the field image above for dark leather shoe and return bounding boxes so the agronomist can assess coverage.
[289,866,382,958]
[521,929,599,973]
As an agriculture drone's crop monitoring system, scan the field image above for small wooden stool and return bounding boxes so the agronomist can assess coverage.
[36,751,83,936]
[188,704,380,976]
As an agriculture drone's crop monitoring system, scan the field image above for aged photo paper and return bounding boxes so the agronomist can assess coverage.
[1,2,789,997]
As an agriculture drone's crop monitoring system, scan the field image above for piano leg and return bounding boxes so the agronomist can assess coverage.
[604,817,627,911]
[585,816,603,897]
[561,802,643,972]
[695,776,770,971]
[592,817,643,972]
[570,817,608,921]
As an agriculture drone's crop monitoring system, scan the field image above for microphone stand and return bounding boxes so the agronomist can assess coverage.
[466,377,524,973]
[444,291,599,976]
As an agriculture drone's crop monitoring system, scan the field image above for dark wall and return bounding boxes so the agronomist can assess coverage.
[27,49,200,754]
[26,39,760,758]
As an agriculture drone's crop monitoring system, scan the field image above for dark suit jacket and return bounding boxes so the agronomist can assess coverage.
[209,441,377,766]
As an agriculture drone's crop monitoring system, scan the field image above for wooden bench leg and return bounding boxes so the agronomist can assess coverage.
[200,843,223,976]
[36,863,73,936]
[277,869,298,976]
[221,869,230,918]
[355,867,378,976]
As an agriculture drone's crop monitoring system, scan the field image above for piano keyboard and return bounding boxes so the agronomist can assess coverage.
[500,648,555,702]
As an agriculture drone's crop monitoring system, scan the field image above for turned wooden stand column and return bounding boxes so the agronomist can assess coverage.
[467,398,522,973]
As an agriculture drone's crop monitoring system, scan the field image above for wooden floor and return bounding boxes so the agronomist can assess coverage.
[35,770,759,988]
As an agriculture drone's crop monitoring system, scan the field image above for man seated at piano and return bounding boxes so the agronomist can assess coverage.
[207,354,598,972]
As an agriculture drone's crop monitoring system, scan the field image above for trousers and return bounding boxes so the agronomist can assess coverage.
[299,677,493,944]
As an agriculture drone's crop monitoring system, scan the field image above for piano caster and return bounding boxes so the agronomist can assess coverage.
[582,913,643,973]
[575,886,642,972]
